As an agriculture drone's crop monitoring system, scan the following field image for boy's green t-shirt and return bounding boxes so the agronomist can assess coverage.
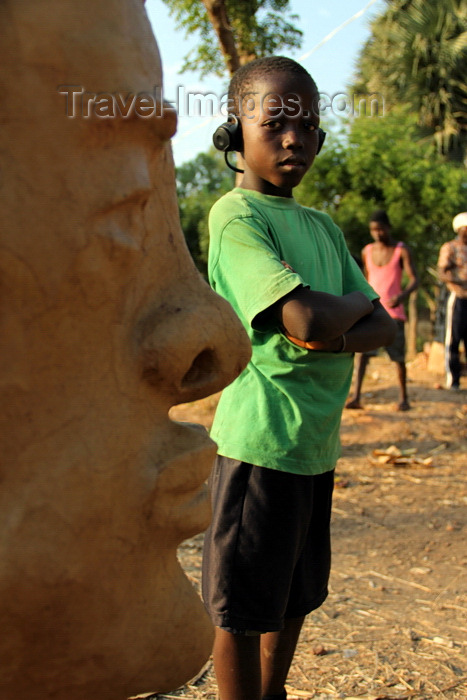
[208,188,377,475]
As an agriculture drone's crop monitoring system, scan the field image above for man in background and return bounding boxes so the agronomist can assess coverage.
[346,210,419,411]
[437,212,467,391]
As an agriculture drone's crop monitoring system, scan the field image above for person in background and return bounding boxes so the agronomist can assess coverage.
[346,210,419,411]
[437,212,467,391]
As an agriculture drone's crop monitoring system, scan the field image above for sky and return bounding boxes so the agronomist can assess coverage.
[145,0,386,166]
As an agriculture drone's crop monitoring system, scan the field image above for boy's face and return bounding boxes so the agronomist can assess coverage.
[239,73,321,197]
[369,221,391,243]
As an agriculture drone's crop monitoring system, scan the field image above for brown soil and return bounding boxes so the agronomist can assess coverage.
[162,352,467,700]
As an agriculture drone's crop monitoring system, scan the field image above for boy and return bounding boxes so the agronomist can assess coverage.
[202,57,395,700]
[437,212,467,390]
[346,210,419,411]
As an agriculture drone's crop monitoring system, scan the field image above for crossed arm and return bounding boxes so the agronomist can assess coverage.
[268,286,396,354]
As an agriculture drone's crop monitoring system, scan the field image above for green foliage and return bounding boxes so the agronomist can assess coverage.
[177,113,465,287]
[353,0,467,162]
[293,124,350,215]
[161,0,302,77]
[176,148,234,273]
[296,109,466,287]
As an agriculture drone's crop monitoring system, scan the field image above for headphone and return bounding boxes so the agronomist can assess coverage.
[212,114,327,174]
[212,115,245,172]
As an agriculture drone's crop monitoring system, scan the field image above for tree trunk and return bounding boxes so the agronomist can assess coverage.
[200,0,255,181]
[201,0,240,75]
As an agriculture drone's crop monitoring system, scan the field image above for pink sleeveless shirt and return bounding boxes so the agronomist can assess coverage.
[363,242,406,321]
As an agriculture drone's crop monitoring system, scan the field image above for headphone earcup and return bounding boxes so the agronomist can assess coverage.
[212,116,243,152]
[316,127,326,155]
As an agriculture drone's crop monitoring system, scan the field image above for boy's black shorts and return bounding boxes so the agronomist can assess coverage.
[202,455,334,634]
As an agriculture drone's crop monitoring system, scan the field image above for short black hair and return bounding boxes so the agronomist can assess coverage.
[370,209,391,227]
[227,56,317,117]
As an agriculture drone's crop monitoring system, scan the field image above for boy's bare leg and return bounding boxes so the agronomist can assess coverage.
[213,617,305,700]
[261,616,305,697]
[213,627,262,700]
[395,361,410,411]
[346,353,369,409]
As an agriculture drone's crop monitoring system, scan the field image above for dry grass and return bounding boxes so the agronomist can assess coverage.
[157,354,467,700]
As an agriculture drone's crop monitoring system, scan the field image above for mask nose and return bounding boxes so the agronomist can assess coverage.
[137,276,252,407]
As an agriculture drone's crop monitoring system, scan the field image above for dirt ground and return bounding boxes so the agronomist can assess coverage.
[163,350,467,700]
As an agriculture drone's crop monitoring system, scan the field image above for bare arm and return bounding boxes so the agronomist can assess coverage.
[437,247,467,288]
[273,292,396,354]
[276,286,374,342]
[340,299,396,353]
[438,269,467,289]
[263,260,395,353]
[389,244,419,307]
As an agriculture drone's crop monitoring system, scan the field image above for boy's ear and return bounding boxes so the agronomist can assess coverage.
[212,115,243,153]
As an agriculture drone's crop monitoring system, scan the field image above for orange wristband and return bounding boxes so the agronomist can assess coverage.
[284,333,327,350]
[285,333,347,352]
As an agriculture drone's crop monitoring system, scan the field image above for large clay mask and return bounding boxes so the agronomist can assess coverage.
[0,1,250,698]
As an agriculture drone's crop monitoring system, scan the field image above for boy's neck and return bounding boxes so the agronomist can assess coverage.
[239,174,294,198]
